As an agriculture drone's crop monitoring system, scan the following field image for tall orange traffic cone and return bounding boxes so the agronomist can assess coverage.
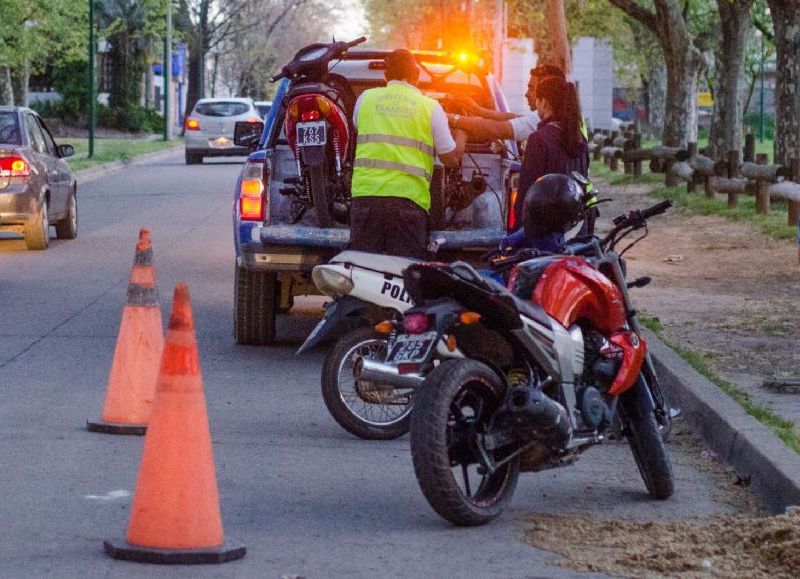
[87,228,164,435]
[104,284,245,564]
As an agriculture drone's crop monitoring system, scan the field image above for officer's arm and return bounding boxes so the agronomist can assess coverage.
[450,115,515,141]
[439,129,467,167]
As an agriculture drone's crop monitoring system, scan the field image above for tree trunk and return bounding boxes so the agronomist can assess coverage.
[109,33,144,109]
[656,1,704,146]
[186,44,205,117]
[11,63,29,107]
[767,0,800,166]
[646,63,666,137]
[546,0,571,74]
[0,68,14,106]
[706,1,754,160]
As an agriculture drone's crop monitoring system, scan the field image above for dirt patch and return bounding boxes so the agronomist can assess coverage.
[599,178,800,427]
[525,510,800,578]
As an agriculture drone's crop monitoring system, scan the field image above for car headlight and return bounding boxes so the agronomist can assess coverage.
[312,266,354,297]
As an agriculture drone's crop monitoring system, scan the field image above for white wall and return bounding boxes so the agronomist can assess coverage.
[501,38,537,115]
[571,37,613,131]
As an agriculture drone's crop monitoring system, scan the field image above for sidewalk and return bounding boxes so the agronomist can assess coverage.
[597,174,800,511]
[74,145,183,184]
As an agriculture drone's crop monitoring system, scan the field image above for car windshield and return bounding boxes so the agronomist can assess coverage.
[195,102,250,117]
[0,112,21,145]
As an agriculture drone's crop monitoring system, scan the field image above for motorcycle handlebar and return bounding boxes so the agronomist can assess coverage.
[346,36,368,48]
[639,199,673,220]
[269,71,286,83]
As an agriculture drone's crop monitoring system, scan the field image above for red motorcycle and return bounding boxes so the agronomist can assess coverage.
[270,37,366,227]
[369,198,675,525]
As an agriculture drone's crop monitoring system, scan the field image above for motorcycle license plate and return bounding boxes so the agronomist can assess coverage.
[386,332,437,364]
[296,121,326,146]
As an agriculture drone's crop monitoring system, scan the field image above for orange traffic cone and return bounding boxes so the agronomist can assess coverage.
[88,229,164,435]
[104,284,245,564]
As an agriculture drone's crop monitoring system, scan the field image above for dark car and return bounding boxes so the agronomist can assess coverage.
[0,107,77,250]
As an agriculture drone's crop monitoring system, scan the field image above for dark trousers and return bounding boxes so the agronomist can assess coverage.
[349,196,428,259]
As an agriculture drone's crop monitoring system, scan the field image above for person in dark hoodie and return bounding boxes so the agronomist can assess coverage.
[515,76,589,231]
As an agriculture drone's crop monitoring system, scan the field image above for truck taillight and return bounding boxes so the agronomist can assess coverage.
[0,156,30,177]
[239,160,269,221]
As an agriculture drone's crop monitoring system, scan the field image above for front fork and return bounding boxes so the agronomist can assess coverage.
[609,257,672,433]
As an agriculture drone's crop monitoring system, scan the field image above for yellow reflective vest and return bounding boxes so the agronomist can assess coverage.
[351,83,437,211]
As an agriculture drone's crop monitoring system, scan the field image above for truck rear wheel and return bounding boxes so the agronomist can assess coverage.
[234,265,278,345]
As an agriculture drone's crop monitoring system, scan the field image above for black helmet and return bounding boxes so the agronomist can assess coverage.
[522,174,584,237]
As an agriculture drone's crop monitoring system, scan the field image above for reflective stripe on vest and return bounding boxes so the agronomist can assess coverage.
[357,134,435,157]
[353,158,432,181]
[351,83,437,211]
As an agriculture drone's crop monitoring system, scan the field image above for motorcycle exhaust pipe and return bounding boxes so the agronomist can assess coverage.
[354,358,425,390]
[507,387,572,445]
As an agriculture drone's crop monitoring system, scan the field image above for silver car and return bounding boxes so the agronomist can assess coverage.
[184,98,261,164]
[0,107,77,250]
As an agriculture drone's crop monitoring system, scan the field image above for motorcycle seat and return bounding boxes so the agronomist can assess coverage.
[331,250,418,277]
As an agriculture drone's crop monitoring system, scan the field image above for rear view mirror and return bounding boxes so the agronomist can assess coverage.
[234,121,264,148]
[58,144,75,158]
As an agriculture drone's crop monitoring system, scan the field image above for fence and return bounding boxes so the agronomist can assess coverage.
[588,131,800,228]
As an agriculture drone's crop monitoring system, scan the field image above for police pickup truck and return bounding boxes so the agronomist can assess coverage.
[232,49,520,344]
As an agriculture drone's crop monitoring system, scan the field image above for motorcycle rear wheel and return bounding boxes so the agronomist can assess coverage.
[308,163,333,228]
[620,373,675,500]
[321,326,412,440]
[410,359,520,526]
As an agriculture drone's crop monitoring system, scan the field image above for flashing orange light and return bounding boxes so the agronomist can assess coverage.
[459,311,481,325]
[316,96,331,117]
[374,320,393,334]
[239,160,268,221]
[186,118,200,130]
[288,102,300,121]
[458,52,470,62]
[446,334,457,352]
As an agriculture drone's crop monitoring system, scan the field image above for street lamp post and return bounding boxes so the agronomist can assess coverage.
[88,0,96,158]
[759,30,765,143]
[163,0,172,141]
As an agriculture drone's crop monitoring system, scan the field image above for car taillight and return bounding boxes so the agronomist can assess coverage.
[186,118,200,130]
[0,156,30,177]
[403,313,431,334]
[239,160,269,221]
[300,110,320,122]
[246,117,261,124]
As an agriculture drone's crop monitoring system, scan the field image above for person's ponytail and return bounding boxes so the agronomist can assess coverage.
[536,77,586,156]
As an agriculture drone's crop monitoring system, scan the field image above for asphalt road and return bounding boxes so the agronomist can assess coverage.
[0,153,762,578]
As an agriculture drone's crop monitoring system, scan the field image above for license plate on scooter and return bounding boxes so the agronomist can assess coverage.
[296,121,326,146]
[386,332,438,364]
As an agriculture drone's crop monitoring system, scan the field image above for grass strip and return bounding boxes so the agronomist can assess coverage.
[639,314,800,454]
[64,138,183,172]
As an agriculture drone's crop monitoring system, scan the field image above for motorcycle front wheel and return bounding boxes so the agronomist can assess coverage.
[321,326,413,440]
[410,359,520,526]
[619,372,675,500]
[307,163,333,228]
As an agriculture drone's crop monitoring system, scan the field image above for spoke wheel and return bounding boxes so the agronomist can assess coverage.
[321,326,412,440]
[410,359,519,526]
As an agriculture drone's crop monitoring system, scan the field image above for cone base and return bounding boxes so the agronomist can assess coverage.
[103,537,246,565]
[86,419,147,436]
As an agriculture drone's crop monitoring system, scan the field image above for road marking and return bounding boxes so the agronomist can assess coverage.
[84,490,131,501]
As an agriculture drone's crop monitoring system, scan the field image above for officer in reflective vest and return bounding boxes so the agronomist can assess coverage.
[349,49,467,258]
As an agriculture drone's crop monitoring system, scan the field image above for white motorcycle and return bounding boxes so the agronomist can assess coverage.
[297,250,425,439]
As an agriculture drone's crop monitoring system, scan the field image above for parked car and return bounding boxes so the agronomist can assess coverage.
[0,106,77,250]
[231,48,520,344]
[184,97,262,164]
[254,100,273,119]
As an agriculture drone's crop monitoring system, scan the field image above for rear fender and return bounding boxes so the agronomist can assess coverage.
[296,295,369,354]
[299,145,326,166]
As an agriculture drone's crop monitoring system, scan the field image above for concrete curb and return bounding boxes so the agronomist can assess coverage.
[643,328,800,513]
[74,145,183,184]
